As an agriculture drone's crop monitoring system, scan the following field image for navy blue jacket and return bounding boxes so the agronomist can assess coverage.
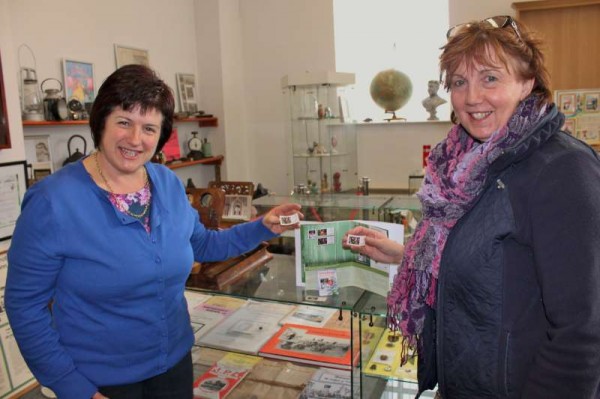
[419,106,600,398]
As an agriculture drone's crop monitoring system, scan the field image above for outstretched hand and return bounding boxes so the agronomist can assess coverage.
[342,226,404,264]
[262,203,303,234]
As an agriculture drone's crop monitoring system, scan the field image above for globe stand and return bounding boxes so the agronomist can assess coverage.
[384,110,406,122]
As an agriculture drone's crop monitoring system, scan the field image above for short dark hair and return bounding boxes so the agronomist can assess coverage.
[89,64,175,153]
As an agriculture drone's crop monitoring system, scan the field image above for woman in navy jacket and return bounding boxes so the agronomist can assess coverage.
[6,65,301,399]
[346,16,600,398]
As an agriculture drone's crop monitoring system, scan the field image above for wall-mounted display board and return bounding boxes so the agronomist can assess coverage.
[0,251,38,398]
[555,88,600,150]
[513,0,600,92]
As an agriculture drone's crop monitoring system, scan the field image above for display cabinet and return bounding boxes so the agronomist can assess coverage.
[282,72,358,194]
[183,254,435,398]
[253,193,422,238]
[181,195,431,398]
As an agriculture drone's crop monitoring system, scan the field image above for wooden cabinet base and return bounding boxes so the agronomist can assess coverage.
[186,242,273,291]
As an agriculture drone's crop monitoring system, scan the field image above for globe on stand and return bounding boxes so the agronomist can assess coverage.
[369,69,413,122]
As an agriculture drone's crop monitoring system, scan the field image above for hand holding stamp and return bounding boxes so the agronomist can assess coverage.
[279,213,300,226]
[347,234,366,247]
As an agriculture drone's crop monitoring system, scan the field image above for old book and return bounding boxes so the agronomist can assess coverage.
[185,290,212,312]
[279,305,337,329]
[272,362,316,388]
[246,359,316,389]
[298,367,351,399]
[191,347,229,368]
[227,380,302,399]
[259,323,355,370]
[193,352,261,399]
[199,300,295,354]
[189,295,247,344]
[322,309,352,331]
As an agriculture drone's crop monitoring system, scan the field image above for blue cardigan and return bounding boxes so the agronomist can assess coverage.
[5,160,276,399]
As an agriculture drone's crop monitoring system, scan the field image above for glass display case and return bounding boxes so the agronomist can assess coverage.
[253,193,422,238]
[184,254,436,398]
[175,195,433,398]
[282,72,357,194]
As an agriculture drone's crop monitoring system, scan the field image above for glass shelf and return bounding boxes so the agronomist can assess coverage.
[293,152,351,158]
[254,193,421,229]
[187,254,364,311]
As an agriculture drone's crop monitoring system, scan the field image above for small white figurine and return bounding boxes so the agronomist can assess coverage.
[422,80,447,121]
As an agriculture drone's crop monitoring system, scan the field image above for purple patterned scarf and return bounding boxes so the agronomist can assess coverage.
[387,96,548,359]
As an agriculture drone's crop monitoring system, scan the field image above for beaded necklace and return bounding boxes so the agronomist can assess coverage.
[94,151,151,218]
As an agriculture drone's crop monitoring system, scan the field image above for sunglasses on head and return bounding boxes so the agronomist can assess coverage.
[446,15,522,41]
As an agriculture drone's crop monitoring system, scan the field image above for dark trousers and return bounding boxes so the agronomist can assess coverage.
[98,352,193,399]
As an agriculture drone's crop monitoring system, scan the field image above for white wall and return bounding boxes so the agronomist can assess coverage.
[234,0,530,193]
[7,0,217,185]
[236,0,337,194]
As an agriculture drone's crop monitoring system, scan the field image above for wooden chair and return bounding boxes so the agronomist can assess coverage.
[208,180,255,196]
[186,187,226,230]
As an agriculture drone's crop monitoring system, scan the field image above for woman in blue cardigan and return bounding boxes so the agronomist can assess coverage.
[346,16,600,399]
[6,64,301,399]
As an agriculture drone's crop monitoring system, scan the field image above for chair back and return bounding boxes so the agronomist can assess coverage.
[208,180,255,196]
[186,188,225,230]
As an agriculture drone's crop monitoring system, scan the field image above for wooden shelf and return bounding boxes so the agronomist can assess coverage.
[166,155,224,170]
[23,120,88,126]
[166,155,224,182]
[174,117,218,128]
[23,117,219,128]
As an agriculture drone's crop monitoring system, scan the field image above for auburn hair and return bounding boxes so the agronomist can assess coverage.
[440,18,552,105]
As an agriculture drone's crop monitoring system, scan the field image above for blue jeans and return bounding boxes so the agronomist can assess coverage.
[98,352,193,399]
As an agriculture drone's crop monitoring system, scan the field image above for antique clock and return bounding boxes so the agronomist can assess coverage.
[187,131,204,160]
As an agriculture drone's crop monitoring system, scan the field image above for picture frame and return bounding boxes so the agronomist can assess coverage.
[114,44,150,68]
[338,95,350,123]
[562,118,576,136]
[555,88,600,146]
[557,92,577,116]
[0,160,28,241]
[24,135,53,180]
[222,195,252,221]
[62,59,95,104]
[0,51,11,149]
[583,92,599,113]
[176,73,198,113]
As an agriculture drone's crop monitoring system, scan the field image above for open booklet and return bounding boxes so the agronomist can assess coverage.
[294,220,403,296]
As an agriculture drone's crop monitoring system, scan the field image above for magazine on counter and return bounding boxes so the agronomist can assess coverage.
[259,323,356,370]
[200,300,295,354]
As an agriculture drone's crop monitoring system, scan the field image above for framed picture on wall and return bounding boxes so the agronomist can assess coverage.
[0,160,28,241]
[562,118,576,136]
[0,51,11,149]
[24,134,53,171]
[557,92,577,116]
[24,135,53,184]
[114,44,150,68]
[62,59,95,104]
[176,73,198,113]
[584,92,599,113]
